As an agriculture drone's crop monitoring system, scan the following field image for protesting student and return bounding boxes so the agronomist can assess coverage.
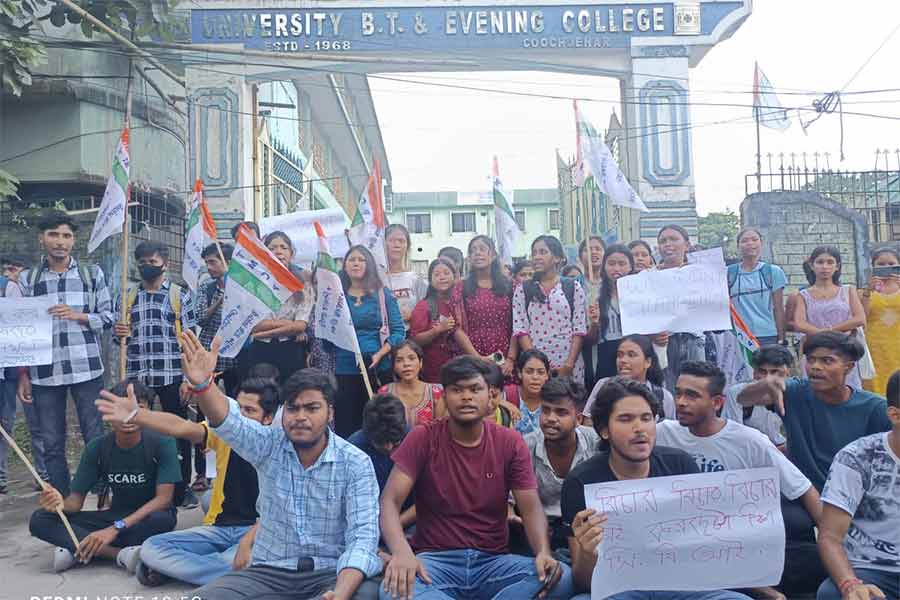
[94,376,279,587]
[627,240,655,272]
[246,231,313,383]
[655,225,706,391]
[333,245,405,438]
[437,246,465,280]
[728,228,787,345]
[816,370,900,600]
[17,212,114,497]
[561,378,751,600]
[794,245,866,389]
[379,356,573,600]
[587,244,635,383]
[452,236,515,377]
[657,361,824,597]
[523,377,598,553]
[513,235,588,380]
[578,236,605,292]
[484,361,516,428]
[348,394,416,529]
[385,223,428,328]
[229,221,260,241]
[860,247,900,396]
[115,240,198,508]
[29,381,180,574]
[512,260,534,285]
[378,340,445,427]
[721,344,792,450]
[501,349,551,435]
[583,335,676,425]
[409,257,459,384]
[179,331,382,600]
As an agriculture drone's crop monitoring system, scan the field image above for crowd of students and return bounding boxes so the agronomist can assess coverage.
[0,210,897,600]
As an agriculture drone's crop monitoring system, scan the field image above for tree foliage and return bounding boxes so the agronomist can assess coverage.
[698,210,740,257]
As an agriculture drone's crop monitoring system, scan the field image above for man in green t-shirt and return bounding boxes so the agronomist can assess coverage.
[29,381,181,573]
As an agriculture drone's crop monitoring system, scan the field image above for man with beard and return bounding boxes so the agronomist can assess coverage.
[115,241,198,508]
[179,331,382,600]
[379,355,572,600]
[561,377,752,600]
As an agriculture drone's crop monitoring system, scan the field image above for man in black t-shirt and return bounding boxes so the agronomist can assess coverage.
[560,378,752,600]
[29,381,180,574]
[94,376,279,587]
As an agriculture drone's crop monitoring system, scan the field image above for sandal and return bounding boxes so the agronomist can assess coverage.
[190,476,209,492]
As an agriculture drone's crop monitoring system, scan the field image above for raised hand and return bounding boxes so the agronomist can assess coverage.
[95,383,139,425]
[180,330,220,386]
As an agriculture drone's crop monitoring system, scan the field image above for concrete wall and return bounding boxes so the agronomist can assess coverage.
[740,191,869,290]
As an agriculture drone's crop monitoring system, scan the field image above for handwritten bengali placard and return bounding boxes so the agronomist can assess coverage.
[585,467,785,599]
[0,297,54,368]
[618,262,732,335]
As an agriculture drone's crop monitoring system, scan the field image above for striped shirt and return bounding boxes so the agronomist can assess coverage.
[18,257,114,386]
[212,398,382,575]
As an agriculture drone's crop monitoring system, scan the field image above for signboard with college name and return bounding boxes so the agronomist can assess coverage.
[189,1,745,54]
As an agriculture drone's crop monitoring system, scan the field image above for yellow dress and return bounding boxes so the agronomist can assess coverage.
[864,290,900,395]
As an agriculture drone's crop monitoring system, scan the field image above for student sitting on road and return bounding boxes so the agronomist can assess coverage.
[94,376,279,587]
[29,381,180,574]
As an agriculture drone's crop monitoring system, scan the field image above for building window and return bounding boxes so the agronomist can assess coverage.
[407,212,431,234]
[514,209,526,232]
[411,260,429,277]
[548,208,561,230]
[451,212,476,233]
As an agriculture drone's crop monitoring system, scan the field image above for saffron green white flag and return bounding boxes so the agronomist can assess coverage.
[314,221,361,354]
[88,127,130,253]
[492,156,520,267]
[183,180,219,291]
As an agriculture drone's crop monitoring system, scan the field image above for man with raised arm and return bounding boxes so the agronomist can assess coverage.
[178,331,382,600]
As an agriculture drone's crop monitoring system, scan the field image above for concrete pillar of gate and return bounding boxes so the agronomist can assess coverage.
[621,48,698,242]
[185,66,256,229]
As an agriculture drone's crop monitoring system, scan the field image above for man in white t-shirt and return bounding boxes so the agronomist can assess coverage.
[721,344,792,451]
[816,372,900,600]
[658,361,824,598]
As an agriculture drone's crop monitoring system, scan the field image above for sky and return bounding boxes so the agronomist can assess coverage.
[369,1,900,216]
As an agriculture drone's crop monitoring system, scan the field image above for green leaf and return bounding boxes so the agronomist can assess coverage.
[80,18,93,37]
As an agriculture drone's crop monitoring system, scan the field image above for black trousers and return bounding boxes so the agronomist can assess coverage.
[29,508,176,554]
[335,367,389,439]
[153,382,190,505]
[247,340,307,385]
[780,495,828,596]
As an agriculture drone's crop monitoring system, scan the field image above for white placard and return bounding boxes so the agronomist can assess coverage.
[687,247,726,269]
[204,449,217,480]
[259,207,350,263]
[585,467,785,599]
[0,297,55,367]
[618,263,731,335]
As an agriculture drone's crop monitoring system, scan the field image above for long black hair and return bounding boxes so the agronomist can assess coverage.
[617,334,664,386]
[463,235,511,299]
[597,244,634,339]
[340,245,383,294]
[803,245,842,285]
[425,257,458,320]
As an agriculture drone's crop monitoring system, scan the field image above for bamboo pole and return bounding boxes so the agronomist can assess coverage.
[356,353,375,399]
[118,60,135,381]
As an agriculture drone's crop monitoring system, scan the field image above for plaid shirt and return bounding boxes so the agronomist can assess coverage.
[116,278,196,388]
[18,257,114,386]
[195,278,236,372]
[212,398,382,575]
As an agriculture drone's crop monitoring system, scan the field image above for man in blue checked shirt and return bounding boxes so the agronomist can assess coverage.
[179,330,383,600]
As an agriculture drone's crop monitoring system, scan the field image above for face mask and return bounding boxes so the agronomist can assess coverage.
[138,264,164,281]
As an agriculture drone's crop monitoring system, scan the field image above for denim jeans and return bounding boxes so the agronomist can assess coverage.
[817,568,900,600]
[571,591,752,600]
[140,524,253,585]
[1,378,48,484]
[31,377,104,496]
[377,548,574,600]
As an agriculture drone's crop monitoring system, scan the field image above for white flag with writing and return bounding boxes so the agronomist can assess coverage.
[88,127,129,253]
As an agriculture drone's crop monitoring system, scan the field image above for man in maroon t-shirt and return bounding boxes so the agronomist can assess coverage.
[379,356,574,600]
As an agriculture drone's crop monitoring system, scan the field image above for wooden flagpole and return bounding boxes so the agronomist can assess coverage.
[118,59,135,381]
[356,353,375,398]
[0,425,80,549]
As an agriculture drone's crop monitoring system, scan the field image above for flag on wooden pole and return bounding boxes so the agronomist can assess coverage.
[492,156,519,267]
[347,159,388,276]
[88,127,130,253]
[573,100,648,212]
[183,180,219,291]
[731,303,761,366]
[215,227,303,358]
[753,62,791,131]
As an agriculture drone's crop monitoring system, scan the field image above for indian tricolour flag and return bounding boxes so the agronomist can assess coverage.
[216,227,303,358]
[313,221,360,354]
[573,100,648,212]
[183,180,219,291]
[731,303,761,365]
[347,158,388,276]
[493,156,520,267]
[88,127,130,253]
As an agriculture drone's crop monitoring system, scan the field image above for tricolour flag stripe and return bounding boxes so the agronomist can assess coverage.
[227,260,283,313]
[235,227,304,293]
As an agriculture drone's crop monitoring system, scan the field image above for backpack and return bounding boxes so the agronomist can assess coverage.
[28,261,97,308]
[522,276,576,323]
[96,429,161,482]
[124,281,184,340]
[727,262,775,298]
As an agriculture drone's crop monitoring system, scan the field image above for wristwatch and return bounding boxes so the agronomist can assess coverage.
[491,352,505,365]
[113,519,127,531]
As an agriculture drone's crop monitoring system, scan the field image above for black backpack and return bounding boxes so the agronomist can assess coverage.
[522,276,577,323]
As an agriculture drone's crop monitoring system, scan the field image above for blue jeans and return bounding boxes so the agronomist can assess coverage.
[378,549,574,600]
[31,377,104,496]
[0,378,48,484]
[572,592,752,600]
[818,568,900,600]
[140,524,253,585]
